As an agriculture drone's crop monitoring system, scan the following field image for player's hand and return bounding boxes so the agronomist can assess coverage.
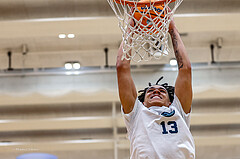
[168,18,176,33]
[129,18,135,27]
[167,7,176,33]
[127,17,135,35]
[128,8,135,28]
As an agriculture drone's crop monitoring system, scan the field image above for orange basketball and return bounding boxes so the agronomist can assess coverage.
[133,0,165,33]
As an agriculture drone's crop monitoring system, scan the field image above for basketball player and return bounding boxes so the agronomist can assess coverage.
[116,18,195,158]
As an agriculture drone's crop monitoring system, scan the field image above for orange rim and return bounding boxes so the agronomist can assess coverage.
[113,0,176,7]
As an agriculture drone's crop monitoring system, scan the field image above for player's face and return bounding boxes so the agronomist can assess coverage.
[143,85,171,108]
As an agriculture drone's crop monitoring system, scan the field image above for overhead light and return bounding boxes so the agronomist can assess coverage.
[64,61,81,70]
[170,58,177,66]
[68,34,75,39]
[59,34,66,39]
[64,63,73,70]
[73,62,81,69]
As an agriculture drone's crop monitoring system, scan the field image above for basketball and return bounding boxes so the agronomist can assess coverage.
[133,0,166,32]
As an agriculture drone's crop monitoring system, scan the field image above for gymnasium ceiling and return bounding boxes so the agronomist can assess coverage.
[0,0,239,69]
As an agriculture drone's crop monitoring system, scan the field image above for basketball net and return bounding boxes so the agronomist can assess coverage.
[107,0,183,62]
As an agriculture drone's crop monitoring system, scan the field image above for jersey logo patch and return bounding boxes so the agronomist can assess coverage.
[161,109,175,117]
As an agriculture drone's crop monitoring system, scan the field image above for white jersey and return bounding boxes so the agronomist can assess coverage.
[122,95,195,159]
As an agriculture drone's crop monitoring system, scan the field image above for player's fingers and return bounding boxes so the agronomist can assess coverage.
[129,18,135,27]
[166,6,172,13]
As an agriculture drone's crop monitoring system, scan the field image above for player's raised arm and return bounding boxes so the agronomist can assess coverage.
[169,19,193,114]
[116,40,137,114]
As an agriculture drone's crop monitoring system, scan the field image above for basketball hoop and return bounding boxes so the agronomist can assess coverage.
[107,0,183,62]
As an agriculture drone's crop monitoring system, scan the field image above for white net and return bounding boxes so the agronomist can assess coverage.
[107,0,183,62]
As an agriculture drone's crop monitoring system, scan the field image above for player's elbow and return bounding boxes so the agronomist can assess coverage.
[180,62,192,73]
[185,63,192,71]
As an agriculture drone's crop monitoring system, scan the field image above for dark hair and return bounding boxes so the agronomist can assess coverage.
[138,76,175,103]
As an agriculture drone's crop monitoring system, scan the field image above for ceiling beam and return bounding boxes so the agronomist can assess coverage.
[0,87,239,107]
[0,14,239,39]
[1,112,240,132]
[0,116,112,132]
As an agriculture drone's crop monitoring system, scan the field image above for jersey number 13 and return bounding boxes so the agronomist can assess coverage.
[160,121,178,134]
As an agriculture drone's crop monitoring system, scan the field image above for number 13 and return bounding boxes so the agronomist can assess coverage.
[160,121,178,134]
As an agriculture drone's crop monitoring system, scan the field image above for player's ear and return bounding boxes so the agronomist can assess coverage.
[168,102,171,106]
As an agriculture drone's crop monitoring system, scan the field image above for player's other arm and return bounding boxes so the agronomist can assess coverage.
[116,41,137,114]
[169,19,192,114]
